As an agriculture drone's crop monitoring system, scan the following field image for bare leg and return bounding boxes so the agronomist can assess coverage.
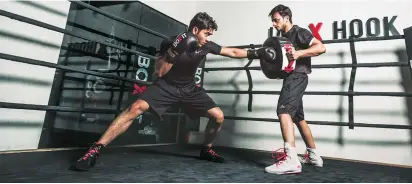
[70,99,151,171]
[296,119,323,167]
[203,107,224,148]
[279,113,296,147]
[97,99,150,146]
[200,107,226,163]
[296,120,316,149]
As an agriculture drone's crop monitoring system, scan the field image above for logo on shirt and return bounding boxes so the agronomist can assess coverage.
[195,68,203,87]
[194,49,202,54]
[173,32,187,48]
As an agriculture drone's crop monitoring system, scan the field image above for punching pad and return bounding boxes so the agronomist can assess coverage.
[260,37,296,79]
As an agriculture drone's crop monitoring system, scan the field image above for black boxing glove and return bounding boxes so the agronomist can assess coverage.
[165,31,199,63]
[247,47,276,62]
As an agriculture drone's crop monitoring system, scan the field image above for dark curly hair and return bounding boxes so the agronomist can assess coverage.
[188,12,218,32]
[268,4,293,23]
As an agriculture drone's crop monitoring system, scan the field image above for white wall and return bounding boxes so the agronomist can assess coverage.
[193,0,412,166]
[0,1,71,151]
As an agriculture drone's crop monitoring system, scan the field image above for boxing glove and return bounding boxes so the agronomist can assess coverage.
[247,47,276,62]
[165,31,199,63]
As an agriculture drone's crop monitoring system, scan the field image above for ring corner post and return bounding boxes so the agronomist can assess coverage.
[246,44,255,112]
[348,39,357,130]
[403,26,412,75]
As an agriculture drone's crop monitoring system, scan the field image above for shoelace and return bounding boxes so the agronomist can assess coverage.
[303,153,310,161]
[271,148,287,166]
[81,146,100,161]
[207,149,220,156]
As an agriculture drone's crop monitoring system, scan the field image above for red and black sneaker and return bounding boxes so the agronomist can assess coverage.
[199,146,226,163]
[70,143,104,171]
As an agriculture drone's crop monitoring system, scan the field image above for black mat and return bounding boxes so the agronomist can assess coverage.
[0,145,411,182]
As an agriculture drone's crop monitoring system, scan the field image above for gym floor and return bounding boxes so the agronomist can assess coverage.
[1,144,411,183]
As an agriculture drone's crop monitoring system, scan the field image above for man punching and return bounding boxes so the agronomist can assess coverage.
[262,5,327,175]
[71,12,274,171]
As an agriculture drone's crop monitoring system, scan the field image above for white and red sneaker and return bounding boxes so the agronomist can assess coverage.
[265,143,302,175]
[299,148,323,167]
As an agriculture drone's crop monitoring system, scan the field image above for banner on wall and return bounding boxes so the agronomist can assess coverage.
[269,15,401,40]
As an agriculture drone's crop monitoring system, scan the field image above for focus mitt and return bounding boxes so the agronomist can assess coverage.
[259,36,296,79]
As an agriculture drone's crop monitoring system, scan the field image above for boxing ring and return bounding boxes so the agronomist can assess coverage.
[1,1,412,182]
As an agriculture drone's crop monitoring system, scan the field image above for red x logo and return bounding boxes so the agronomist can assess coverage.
[133,83,147,95]
[308,22,323,41]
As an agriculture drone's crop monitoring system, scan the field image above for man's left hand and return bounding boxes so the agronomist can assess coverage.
[286,47,303,61]
[154,57,173,78]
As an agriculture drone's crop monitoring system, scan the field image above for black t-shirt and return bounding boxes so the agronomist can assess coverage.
[158,36,222,87]
[280,25,314,74]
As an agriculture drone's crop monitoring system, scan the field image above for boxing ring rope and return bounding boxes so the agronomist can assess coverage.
[224,116,412,130]
[205,90,412,96]
[0,2,411,143]
[0,53,152,85]
[228,35,405,48]
[0,102,184,117]
[0,10,156,60]
[204,62,410,71]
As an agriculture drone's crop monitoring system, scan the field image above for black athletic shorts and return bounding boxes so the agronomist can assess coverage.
[139,79,217,121]
[277,72,308,123]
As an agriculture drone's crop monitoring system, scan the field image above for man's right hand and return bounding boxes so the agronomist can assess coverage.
[247,47,276,61]
[165,31,199,63]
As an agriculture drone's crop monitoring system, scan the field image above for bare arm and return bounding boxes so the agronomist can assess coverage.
[297,38,326,58]
[154,56,173,78]
[218,47,248,58]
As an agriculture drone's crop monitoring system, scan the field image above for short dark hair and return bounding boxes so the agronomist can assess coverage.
[188,12,218,32]
[269,4,293,23]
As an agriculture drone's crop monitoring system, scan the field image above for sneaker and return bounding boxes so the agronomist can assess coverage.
[299,148,323,167]
[199,146,226,163]
[265,143,302,175]
[70,143,104,171]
